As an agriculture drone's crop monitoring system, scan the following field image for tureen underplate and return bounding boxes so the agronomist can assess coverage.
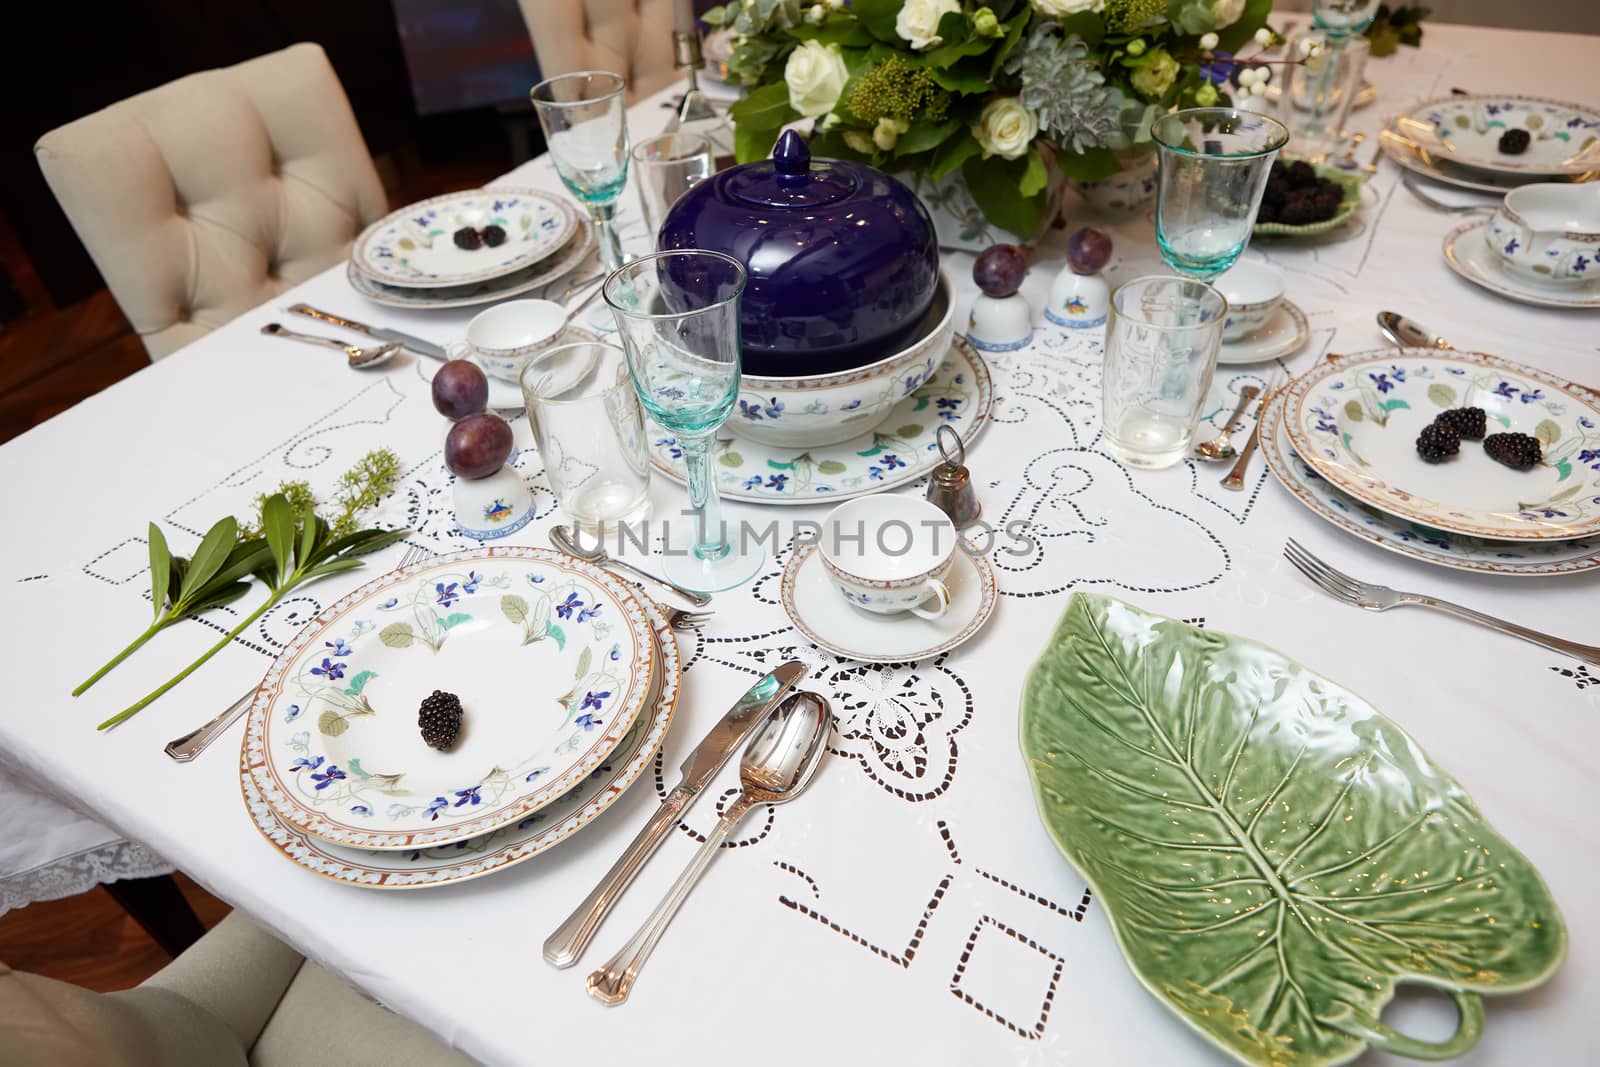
[1442,220,1600,311]
[648,338,994,504]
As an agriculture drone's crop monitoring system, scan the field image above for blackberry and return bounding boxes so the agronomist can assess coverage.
[1415,421,1461,462]
[452,226,483,250]
[1483,431,1542,470]
[418,689,464,750]
[1284,159,1319,189]
[481,224,507,247]
[1498,128,1531,155]
[1437,406,1487,440]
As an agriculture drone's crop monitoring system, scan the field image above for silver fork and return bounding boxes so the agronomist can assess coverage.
[1402,177,1495,215]
[1283,539,1600,666]
[164,543,433,762]
[663,607,712,631]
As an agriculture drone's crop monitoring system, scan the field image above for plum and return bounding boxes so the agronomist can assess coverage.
[1066,227,1112,276]
[432,359,489,420]
[973,244,1027,298]
[445,412,513,479]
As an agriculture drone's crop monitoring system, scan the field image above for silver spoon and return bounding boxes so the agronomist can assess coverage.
[261,323,400,368]
[1378,311,1600,399]
[1194,385,1261,461]
[551,525,713,608]
[586,690,831,1006]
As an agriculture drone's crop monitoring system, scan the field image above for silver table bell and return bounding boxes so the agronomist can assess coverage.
[926,425,980,528]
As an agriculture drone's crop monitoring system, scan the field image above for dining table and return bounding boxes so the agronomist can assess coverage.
[1,20,1596,1066]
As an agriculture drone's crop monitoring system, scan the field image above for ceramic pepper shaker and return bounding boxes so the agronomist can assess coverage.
[966,244,1033,352]
[1046,226,1113,330]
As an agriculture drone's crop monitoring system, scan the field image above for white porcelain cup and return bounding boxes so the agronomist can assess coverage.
[817,495,956,619]
[1486,183,1600,287]
[1214,259,1285,342]
[447,299,568,382]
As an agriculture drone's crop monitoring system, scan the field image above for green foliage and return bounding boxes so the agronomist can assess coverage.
[1365,4,1430,57]
[962,154,1048,238]
[849,56,951,123]
[238,448,401,540]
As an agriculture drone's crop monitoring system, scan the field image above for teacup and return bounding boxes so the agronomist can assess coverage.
[1214,259,1285,342]
[817,496,956,620]
[1486,184,1600,287]
[447,299,567,382]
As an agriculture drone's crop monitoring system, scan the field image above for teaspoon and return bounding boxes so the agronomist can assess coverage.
[1194,385,1261,461]
[1377,311,1600,399]
[261,323,400,368]
[551,525,712,608]
[586,690,831,1005]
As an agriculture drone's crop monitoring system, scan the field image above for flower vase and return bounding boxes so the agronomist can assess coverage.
[1069,150,1157,215]
[909,166,1066,252]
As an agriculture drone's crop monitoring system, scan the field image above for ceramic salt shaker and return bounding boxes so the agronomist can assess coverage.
[1046,226,1113,330]
[966,244,1033,352]
[454,464,535,540]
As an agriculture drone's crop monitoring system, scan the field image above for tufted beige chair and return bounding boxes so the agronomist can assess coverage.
[35,43,387,361]
[520,0,679,104]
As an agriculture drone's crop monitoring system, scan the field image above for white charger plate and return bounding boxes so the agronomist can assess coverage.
[1284,348,1600,542]
[1217,301,1310,365]
[352,189,577,289]
[781,540,997,663]
[242,547,657,850]
[240,597,680,889]
[1259,387,1600,576]
[1442,219,1600,311]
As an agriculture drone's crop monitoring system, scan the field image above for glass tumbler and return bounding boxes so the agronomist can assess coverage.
[521,342,651,531]
[1101,276,1229,470]
[1152,109,1289,279]
[631,133,714,245]
[1280,31,1370,163]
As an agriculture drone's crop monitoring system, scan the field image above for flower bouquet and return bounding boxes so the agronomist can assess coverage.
[708,0,1274,243]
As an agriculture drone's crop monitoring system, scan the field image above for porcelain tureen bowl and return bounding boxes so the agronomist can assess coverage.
[725,270,956,449]
[1486,183,1600,286]
[657,129,940,378]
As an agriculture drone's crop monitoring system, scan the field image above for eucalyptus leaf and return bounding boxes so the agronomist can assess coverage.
[182,515,239,597]
[262,495,296,583]
[1020,595,1565,1067]
[148,524,171,620]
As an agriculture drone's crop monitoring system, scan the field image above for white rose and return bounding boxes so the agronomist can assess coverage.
[896,0,961,51]
[1212,0,1246,30]
[1031,0,1105,16]
[973,96,1038,161]
[784,39,849,119]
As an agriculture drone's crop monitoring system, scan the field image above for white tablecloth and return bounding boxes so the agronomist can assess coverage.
[1,22,1595,1065]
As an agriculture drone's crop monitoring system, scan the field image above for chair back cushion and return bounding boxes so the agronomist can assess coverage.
[521,0,678,103]
[35,43,386,360]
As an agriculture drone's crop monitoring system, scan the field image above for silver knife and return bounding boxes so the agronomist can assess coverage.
[543,659,808,968]
[286,303,448,361]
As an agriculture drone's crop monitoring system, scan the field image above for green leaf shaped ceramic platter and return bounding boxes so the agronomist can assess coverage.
[352,188,577,288]
[243,547,657,850]
[239,596,680,889]
[1285,348,1600,541]
[647,337,993,504]
[1020,594,1566,1067]
[1253,162,1366,238]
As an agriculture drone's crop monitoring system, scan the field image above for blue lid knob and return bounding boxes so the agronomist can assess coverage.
[773,130,810,178]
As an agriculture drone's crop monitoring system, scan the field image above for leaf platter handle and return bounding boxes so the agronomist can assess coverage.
[1324,987,1485,1061]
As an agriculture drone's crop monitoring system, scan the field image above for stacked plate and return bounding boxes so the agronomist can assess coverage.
[1262,348,1600,576]
[1379,93,1600,194]
[239,547,681,888]
[347,189,596,311]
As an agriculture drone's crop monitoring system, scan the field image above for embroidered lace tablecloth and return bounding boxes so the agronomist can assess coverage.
[0,22,1595,1065]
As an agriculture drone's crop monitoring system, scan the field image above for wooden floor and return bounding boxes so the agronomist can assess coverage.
[0,875,230,992]
[0,153,504,991]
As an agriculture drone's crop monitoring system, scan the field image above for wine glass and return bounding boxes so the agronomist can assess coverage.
[1151,108,1289,280]
[1313,0,1381,40]
[603,250,764,592]
[531,71,630,273]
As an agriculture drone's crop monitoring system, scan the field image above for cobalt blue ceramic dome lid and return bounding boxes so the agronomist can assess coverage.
[657,129,940,378]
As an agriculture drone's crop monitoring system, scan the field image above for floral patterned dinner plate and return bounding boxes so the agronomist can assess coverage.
[1398,95,1600,178]
[1259,386,1600,576]
[647,337,994,504]
[352,188,577,289]
[1285,349,1600,541]
[347,215,595,310]
[242,547,656,850]
[239,597,680,889]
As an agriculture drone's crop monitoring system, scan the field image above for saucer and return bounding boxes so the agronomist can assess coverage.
[780,540,997,663]
[426,325,602,411]
[1442,220,1600,310]
[1216,300,1309,365]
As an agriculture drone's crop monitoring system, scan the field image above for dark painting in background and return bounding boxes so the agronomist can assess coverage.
[394,0,542,114]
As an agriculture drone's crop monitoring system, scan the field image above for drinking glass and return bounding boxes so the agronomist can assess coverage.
[521,342,651,531]
[1152,109,1289,280]
[531,71,630,272]
[631,133,715,245]
[1312,0,1381,39]
[1280,31,1370,162]
[604,250,763,592]
[1101,276,1229,470]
